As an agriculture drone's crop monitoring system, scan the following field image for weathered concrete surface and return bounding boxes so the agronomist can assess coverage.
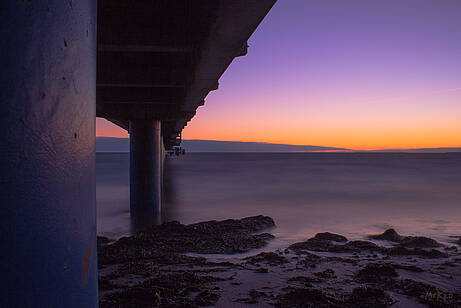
[0,0,97,306]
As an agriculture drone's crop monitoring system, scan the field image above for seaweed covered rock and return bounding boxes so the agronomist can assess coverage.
[100,272,221,308]
[289,238,382,254]
[234,289,267,304]
[392,263,424,273]
[386,246,448,258]
[97,216,459,307]
[99,215,275,265]
[356,263,398,282]
[369,229,443,248]
[399,236,443,248]
[287,276,317,286]
[288,233,446,259]
[346,286,394,307]
[277,286,394,308]
[275,287,343,308]
[299,252,324,268]
[392,279,461,306]
[288,238,333,252]
[369,229,402,242]
[313,269,336,279]
[244,251,288,266]
[341,240,381,252]
[194,290,220,306]
[314,232,348,242]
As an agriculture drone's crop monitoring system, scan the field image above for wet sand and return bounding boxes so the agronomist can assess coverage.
[98,216,461,307]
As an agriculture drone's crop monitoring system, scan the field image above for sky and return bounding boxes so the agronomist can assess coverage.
[96,0,461,150]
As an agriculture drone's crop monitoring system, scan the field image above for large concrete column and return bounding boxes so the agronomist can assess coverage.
[130,120,162,226]
[0,1,98,307]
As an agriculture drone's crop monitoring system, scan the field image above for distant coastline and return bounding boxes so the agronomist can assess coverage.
[96,137,461,153]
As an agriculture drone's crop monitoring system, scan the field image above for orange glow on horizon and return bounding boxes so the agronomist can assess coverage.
[96,117,461,151]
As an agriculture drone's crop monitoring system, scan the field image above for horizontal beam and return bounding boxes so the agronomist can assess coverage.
[97,103,195,121]
[100,101,178,105]
[97,65,189,85]
[97,83,185,88]
[98,44,193,53]
[97,86,185,103]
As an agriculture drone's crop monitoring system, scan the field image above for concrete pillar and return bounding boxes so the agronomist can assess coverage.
[129,120,162,226]
[0,1,98,307]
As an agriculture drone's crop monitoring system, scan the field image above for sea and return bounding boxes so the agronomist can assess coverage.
[97,152,461,249]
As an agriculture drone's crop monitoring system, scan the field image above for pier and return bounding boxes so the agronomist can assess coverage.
[0,0,275,306]
[97,0,276,222]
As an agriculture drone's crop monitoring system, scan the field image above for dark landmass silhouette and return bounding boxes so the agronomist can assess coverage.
[96,137,461,153]
[371,147,461,153]
[177,139,347,152]
[96,137,346,152]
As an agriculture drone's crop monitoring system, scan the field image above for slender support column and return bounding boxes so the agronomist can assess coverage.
[0,1,97,306]
[161,138,165,194]
[129,120,162,226]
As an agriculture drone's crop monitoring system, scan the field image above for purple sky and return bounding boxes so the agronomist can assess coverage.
[97,0,461,149]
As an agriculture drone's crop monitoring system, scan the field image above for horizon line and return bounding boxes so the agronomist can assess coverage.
[96,136,461,152]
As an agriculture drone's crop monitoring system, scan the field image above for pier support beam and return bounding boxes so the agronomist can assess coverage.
[130,120,163,226]
[0,1,97,306]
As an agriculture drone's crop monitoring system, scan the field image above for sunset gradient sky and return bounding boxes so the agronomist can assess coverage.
[96,0,461,150]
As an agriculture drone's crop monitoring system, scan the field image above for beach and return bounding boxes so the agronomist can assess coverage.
[98,215,461,307]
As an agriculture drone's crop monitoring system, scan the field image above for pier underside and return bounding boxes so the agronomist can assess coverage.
[97,0,276,221]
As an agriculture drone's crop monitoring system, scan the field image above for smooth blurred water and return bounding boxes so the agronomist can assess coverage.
[97,152,461,247]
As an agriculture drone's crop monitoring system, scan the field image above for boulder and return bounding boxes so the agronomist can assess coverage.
[369,229,402,242]
[399,236,443,248]
[356,263,398,282]
[314,232,348,242]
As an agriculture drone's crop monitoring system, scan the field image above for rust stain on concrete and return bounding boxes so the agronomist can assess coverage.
[82,232,95,285]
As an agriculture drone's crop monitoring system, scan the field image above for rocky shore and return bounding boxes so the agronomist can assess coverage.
[98,216,461,307]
